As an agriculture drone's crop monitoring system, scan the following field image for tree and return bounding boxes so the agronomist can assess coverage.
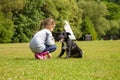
[0,12,14,43]
[0,0,120,43]
[105,2,120,20]
[0,0,25,43]
[12,0,45,42]
[78,0,109,39]
[102,0,120,4]
[81,17,97,40]
[42,0,83,39]
[106,20,120,39]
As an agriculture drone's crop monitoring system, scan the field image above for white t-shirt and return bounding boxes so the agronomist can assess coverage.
[30,29,54,52]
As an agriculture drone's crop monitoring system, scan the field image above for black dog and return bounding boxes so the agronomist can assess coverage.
[58,32,83,58]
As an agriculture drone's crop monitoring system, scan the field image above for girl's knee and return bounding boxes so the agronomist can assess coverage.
[50,45,57,52]
[53,45,57,50]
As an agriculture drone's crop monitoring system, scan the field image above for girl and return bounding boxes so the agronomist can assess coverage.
[30,18,57,60]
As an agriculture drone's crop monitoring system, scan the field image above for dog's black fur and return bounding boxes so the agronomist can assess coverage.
[58,32,83,58]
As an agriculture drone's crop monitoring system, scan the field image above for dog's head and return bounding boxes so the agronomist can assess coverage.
[59,32,71,42]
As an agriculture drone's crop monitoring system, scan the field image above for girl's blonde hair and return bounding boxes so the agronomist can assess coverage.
[40,18,55,30]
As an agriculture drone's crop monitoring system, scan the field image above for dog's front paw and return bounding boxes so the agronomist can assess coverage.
[65,56,70,59]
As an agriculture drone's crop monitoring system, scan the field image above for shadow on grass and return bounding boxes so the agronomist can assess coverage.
[14,57,67,61]
[14,57,35,60]
[13,56,83,61]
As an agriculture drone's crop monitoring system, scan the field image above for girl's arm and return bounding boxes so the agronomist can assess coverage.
[46,33,55,45]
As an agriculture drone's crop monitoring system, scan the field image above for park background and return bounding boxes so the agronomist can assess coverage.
[0,0,120,43]
[0,0,120,80]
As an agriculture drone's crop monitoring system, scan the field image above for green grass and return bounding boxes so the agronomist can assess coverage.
[0,40,120,80]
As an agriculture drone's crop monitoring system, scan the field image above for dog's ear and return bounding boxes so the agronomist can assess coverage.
[66,32,71,35]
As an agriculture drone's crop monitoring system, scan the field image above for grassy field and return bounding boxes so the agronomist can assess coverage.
[0,40,120,80]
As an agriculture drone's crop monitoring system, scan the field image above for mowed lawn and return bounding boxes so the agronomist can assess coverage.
[0,40,120,80]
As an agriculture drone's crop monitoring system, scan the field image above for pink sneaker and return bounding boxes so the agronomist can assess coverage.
[35,51,52,60]
[34,53,44,59]
[41,51,49,56]
[43,55,47,60]
[40,51,52,59]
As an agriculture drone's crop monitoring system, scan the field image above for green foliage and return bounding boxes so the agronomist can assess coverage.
[105,2,120,20]
[81,17,97,40]
[0,12,14,43]
[0,0,120,43]
[106,20,120,37]
[12,0,45,42]
[42,0,59,19]
[43,0,83,38]
[95,17,110,36]
[0,0,26,43]
[78,0,110,39]
[0,0,25,14]
[102,0,120,4]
